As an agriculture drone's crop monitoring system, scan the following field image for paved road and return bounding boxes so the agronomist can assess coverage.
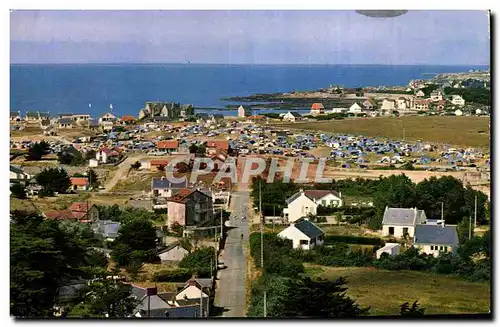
[215,190,250,317]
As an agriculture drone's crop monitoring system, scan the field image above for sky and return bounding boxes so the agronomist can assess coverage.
[10,10,490,65]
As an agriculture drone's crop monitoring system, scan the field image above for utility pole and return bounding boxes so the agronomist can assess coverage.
[200,286,203,318]
[441,202,444,221]
[469,215,472,240]
[220,208,223,241]
[260,181,263,269]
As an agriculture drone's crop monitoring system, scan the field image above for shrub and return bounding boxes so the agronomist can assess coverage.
[153,268,192,282]
[323,235,384,246]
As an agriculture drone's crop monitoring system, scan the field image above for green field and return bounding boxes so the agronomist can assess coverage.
[306,265,490,316]
[274,116,490,149]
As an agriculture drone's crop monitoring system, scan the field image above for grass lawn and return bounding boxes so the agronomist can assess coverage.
[306,265,490,316]
[274,116,490,149]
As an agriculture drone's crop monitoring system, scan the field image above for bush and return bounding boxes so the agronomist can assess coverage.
[323,235,384,246]
[265,255,304,278]
[153,268,192,282]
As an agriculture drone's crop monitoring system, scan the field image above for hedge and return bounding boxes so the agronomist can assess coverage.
[153,268,192,282]
[324,235,384,246]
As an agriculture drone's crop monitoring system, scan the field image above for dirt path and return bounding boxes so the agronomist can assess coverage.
[102,155,144,192]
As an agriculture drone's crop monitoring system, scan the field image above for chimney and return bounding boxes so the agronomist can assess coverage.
[189,279,197,287]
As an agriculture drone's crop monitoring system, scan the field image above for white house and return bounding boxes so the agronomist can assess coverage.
[415,90,425,97]
[396,97,409,110]
[99,112,118,125]
[475,108,483,115]
[175,280,210,317]
[381,207,427,238]
[310,103,325,115]
[10,165,31,182]
[151,177,188,198]
[451,95,465,106]
[158,242,190,262]
[376,243,401,259]
[282,111,302,122]
[381,99,396,111]
[331,107,348,114]
[278,219,325,250]
[413,222,459,257]
[430,91,443,102]
[283,189,343,223]
[454,109,463,116]
[348,102,363,114]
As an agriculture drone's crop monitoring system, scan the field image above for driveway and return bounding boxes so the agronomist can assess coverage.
[215,190,250,317]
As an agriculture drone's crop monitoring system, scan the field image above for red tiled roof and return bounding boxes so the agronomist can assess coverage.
[249,115,265,120]
[151,159,170,166]
[311,103,325,110]
[68,202,94,220]
[44,210,77,221]
[207,140,229,150]
[304,189,340,200]
[121,115,136,122]
[70,177,89,186]
[157,140,179,149]
[167,188,197,204]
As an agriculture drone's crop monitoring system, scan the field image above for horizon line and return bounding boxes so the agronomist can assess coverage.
[10,62,490,67]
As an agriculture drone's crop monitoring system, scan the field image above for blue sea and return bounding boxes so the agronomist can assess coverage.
[10,64,488,117]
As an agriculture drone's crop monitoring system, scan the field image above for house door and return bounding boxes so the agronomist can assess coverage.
[403,227,409,237]
[388,227,394,235]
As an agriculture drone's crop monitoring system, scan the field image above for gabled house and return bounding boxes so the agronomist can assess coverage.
[282,111,302,122]
[44,203,99,223]
[93,219,121,241]
[348,102,363,114]
[381,99,396,111]
[158,242,190,263]
[121,115,136,125]
[237,105,252,118]
[174,278,211,317]
[283,189,343,223]
[156,140,179,154]
[166,189,214,228]
[310,103,325,115]
[415,90,425,97]
[362,99,376,110]
[99,112,118,124]
[151,177,188,198]
[70,177,89,191]
[96,147,120,164]
[430,91,443,102]
[10,111,22,122]
[414,99,430,111]
[10,165,31,182]
[413,222,459,257]
[451,95,465,106]
[71,114,91,124]
[278,218,325,250]
[396,97,410,110]
[381,207,427,238]
[132,286,175,318]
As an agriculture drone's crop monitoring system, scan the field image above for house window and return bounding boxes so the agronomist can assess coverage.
[388,227,394,235]
[403,227,409,236]
[318,235,323,242]
[300,240,308,245]
[444,247,449,253]
[321,200,326,206]
[440,246,444,251]
[430,246,434,250]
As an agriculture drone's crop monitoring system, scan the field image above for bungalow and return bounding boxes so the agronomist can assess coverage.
[451,95,466,106]
[10,165,31,182]
[381,207,427,238]
[415,90,425,97]
[348,102,363,114]
[413,222,459,257]
[310,103,325,115]
[151,177,188,198]
[158,242,190,263]
[237,105,252,118]
[331,107,348,114]
[10,111,22,122]
[283,189,343,223]
[71,114,91,124]
[278,218,325,250]
[70,177,89,191]
[58,118,73,129]
[156,140,179,154]
[166,189,214,228]
[282,111,302,122]
[99,112,118,124]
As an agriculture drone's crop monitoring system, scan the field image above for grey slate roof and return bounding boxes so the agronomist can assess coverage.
[414,224,459,246]
[166,305,200,318]
[289,112,302,118]
[294,219,324,239]
[59,118,73,125]
[382,207,426,226]
[152,177,188,190]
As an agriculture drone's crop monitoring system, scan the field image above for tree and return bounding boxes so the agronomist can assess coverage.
[66,281,138,318]
[36,167,71,195]
[400,300,425,316]
[10,182,27,199]
[26,141,50,161]
[10,211,88,317]
[130,161,141,169]
[178,246,215,275]
[170,222,184,237]
[111,218,158,267]
[88,169,100,189]
[189,143,198,154]
[58,146,84,166]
